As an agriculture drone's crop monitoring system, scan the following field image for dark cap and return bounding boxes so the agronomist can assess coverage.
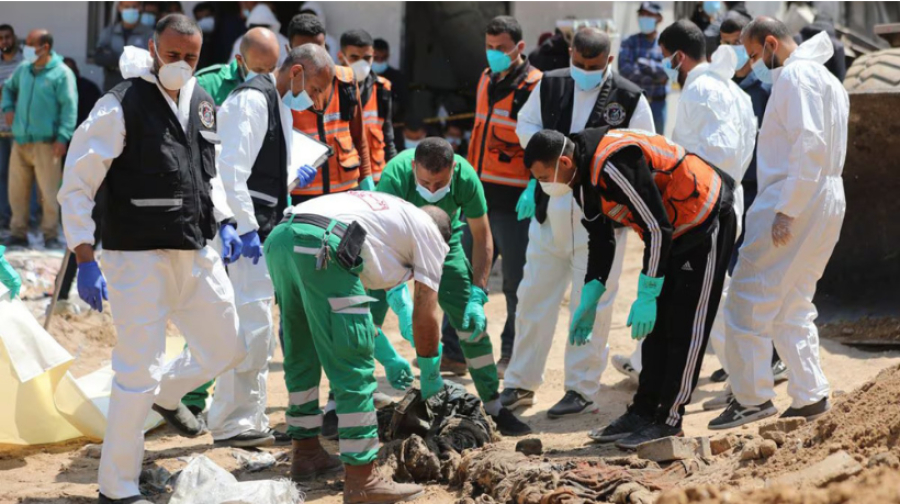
[639,2,663,15]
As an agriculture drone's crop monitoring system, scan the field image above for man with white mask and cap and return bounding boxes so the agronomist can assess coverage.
[230,3,290,64]
[57,14,247,504]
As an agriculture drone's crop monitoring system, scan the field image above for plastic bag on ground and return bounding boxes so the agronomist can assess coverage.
[169,455,302,504]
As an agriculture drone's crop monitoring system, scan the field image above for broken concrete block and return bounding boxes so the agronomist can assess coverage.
[515,438,543,456]
[709,435,735,456]
[868,452,900,469]
[759,439,778,458]
[636,436,711,462]
[740,440,762,461]
[760,431,787,447]
[767,451,863,488]
[759,417,807,435]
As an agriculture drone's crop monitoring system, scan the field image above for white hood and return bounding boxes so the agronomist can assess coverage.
[786,30,834,65]
[119,46,154,80]
[708,44,737,80]
[246,3,281,33]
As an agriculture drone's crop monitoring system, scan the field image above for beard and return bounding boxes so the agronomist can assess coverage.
[0,45,14,54]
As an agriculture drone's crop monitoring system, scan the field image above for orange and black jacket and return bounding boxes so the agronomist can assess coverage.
[359,72,396,181]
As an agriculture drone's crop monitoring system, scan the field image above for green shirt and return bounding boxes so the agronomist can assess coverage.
[376,148,487,229]
[195,60,242,106]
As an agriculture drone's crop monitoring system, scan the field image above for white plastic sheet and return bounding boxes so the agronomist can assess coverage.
[170,456,302,504]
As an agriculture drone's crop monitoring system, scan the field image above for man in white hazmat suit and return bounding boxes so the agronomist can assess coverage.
[57,15,247,503]
[709,19,848,429]
[230,3,290,65]
[501,27,654,417]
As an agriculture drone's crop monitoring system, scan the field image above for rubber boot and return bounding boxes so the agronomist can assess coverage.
[343,462,424,504]
[291,437,343,482]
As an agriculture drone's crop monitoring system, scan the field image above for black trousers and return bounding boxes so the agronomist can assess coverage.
[631,204,737,428]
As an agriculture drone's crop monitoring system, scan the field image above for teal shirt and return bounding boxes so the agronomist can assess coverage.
[0,52,77,144]
[376,148,487,230]
[195,60,242,106]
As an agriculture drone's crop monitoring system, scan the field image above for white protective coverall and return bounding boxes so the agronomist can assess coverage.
[505,72,654,403]
[725,32,847,409]
[206,73,293,441]
[230,4,290,64]
[57,50,245,499]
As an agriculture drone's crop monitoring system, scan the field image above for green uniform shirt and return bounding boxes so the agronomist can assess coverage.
[376,148,487,229]
[195,60,242,106]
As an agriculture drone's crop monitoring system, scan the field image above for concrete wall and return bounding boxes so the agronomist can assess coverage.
[309,1,405,69]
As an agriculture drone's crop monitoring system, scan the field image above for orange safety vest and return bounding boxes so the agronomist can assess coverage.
[591,129,722,239]
[361,75,392,182]
[291,66,361,196]
[469,66,542,188]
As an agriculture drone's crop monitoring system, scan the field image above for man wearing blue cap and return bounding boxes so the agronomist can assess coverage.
[618,1,667,134]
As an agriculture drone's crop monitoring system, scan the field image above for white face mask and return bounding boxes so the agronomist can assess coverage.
[415,166,452,203]
[155,48,193,91]
[350,59,372,83]
[539,142,574,197]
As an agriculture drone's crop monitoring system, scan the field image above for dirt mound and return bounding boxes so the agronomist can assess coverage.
[821,317,900,345]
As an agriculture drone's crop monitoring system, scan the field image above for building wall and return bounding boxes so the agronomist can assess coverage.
[314,1,404,69]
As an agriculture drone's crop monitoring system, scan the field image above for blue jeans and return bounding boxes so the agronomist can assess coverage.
[649,99,667,135]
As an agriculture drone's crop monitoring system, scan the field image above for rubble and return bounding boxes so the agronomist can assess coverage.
[767,451,863,488]
[760,430,787,447]
[709,435,736,456]
[868,452,900,469]
[636,436,711,463]
[759,440,778,459]
[758,417,807,435]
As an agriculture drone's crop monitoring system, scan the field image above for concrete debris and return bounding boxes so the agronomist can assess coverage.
[515,438,543,456]
[740,440,763,461]
[767,451,863,488]
[758,417,807,435]
[709,435,736,456]
[867,451,900,469]
[636,436,711,462]
[759,430,787,447]
[759,440,778,459]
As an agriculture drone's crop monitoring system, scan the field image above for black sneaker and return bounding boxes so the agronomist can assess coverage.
[772,359,788,384]
[152,403,207,437]
[499,388,535,410]
[615,422,684,451]
[780,397,831,421]
[321,409,338,440]
[710,368,729,383]
[4,235,28,248]
[268,428,293,445]
[491,407,532,437]
[98,493,152,504]
[588,410,652,443]
[548,391,595,419]
[708,399,777,430]
[213,429,275,448]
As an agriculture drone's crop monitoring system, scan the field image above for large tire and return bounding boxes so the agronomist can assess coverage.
[844,47,900,91]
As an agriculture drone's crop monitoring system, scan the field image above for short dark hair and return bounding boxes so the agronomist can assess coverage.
[289,13,325,40]
[340,29,374,49]
[720,11,750,35]
[524,130,573,169]
[421,205,452,244]
[414,137,455,173]
[373,38,389,52]
[572,27,610,59]
[154,13,201,40]
[742,16,792,45]
[659,19,706,61]
[486,15,522,44]
[0,25,14,35]
[37,31,54,49]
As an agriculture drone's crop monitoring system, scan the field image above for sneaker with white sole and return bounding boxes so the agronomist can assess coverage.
[772,359,788,384]
[611,354,639,383]
[702,385,733,411]
[708,399,777,430]
[780,397,830,421]
[499,387,535,410]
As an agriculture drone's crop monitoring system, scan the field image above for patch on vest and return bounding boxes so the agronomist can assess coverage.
[198,101,215,128]
[604,102,626,126]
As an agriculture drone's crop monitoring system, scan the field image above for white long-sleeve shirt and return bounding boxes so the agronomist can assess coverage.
[516,72,656,147]
[58,74,234,249]
[216,73,293,234]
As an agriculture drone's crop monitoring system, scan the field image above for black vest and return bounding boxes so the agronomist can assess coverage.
[231,75,288,241]
[104,78,219,251]
[535,70,643,223]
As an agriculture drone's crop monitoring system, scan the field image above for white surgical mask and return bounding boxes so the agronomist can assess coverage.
[415,167,452,203]
[283,67,314,111]
[22,46,38,64]
[350,59,372,83]
[155,49,192,91]
[539,143,575,197]
[404,137,422,150]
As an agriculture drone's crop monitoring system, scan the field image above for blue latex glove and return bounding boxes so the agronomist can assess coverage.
[296,164,317,189]
[240,230,263,265]
[627,273,665,340]
[416,343,445,399]
[220,223,243,265]
[569,279,607,346]
[374,328,414,390]
[515,179,537,221]
[77,261,108,312]
[386,283,414,346]
[359,175,376,191]
[0,246,22,299]
[461,286,488,341]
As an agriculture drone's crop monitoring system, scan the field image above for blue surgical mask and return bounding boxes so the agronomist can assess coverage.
[662,53,681,82]
[415,168,452,203]
[638,16,657,35]
[282,69,313,111]
[752,44,776,85]
[121,8,140,25]
[372,61,389,75]
[404,138,422,150]
[242,9,251,18]
[570,59,608,92]
[22,46,37,64]
[733,45,749,70]
[486,48,515,74]
[703,1,721,16]
[140,12,156,27]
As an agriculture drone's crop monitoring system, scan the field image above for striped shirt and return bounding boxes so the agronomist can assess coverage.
[0,52,23,131]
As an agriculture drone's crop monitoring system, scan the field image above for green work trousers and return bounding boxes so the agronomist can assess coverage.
[370,229,499,402]
[265,218,379,465]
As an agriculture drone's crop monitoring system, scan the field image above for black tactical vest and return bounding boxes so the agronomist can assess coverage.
[104,78,219,251]
[535,70,643,223]
[231,75,288,241]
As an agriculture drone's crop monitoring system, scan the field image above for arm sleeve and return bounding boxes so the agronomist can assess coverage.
[458,158,488,219]
[351,98,372,179]
[583,214,617,285]
[617,37,639,79]
[515,79,543,148]
[93,27,120,68]
[210,173,234,223]
[216,89,268,233]
[58,94,125,248]
[374,152,411,197]
[1,67,19,112]
[382,92,397,161]
[674,86,743,181]
[629,94,656,133]
[409,211,451,292]
[774,79,828,218]
[56,69,78,142]
[601,147,673,277]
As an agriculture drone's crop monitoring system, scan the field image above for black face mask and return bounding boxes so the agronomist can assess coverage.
[0,43,14,54]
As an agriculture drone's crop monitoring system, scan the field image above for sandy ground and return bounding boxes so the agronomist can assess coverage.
[1,236,899,504]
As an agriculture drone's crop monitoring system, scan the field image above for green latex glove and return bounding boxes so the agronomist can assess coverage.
[461,286,488,341]
[627,273,665,340]
[374,328,414,390]
[0,246,22,300]
[515,179,537,221]
[386,283,414,346]
[416,343,445,399]
[569,279,607,346]
[359,175,376,191]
